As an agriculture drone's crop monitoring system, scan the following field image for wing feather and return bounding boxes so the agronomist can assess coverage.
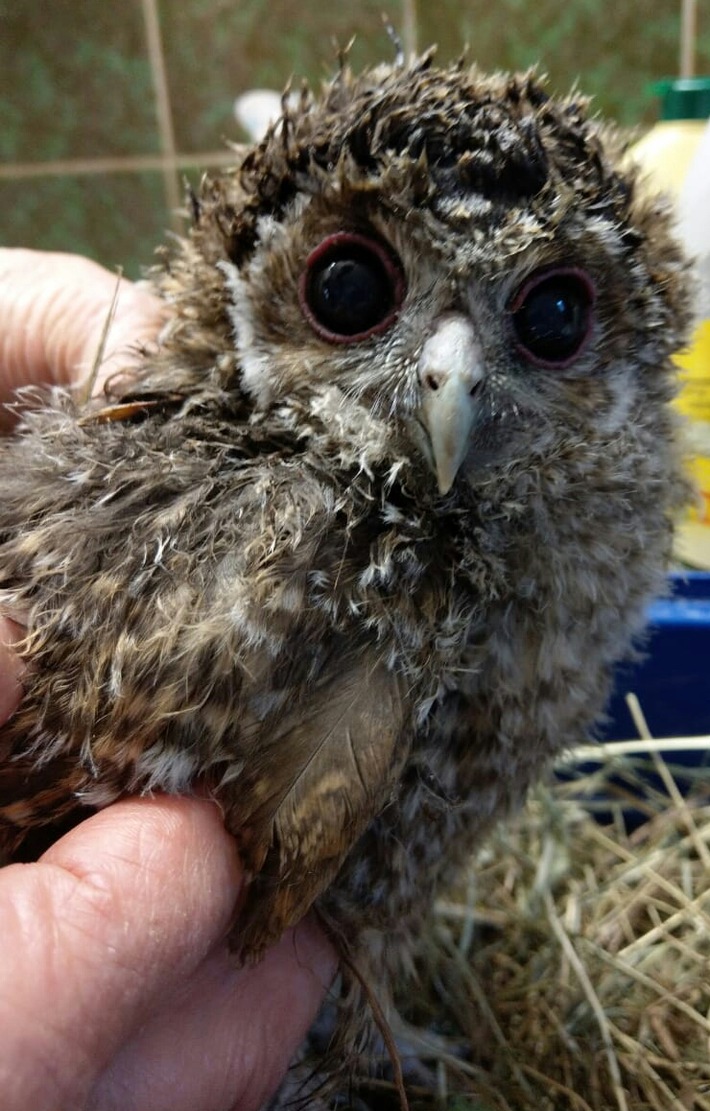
[225,658,409,958]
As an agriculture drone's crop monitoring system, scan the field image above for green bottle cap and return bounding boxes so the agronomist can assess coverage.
[653,77,710,120]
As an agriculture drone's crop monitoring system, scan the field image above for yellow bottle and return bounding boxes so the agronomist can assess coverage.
[631,78,710,569]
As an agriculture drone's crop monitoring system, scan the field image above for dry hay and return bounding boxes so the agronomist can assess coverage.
[347,722,710,1111]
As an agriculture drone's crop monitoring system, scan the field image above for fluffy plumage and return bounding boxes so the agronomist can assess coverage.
[0,51,690,1004]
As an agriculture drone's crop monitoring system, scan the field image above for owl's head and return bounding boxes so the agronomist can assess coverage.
[180,52,690,499]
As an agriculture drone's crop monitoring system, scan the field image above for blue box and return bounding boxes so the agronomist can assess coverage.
[603,572,710,742]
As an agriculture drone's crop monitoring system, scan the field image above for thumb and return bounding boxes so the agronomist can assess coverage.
[0,795,243,1111]
[0,249,165,424]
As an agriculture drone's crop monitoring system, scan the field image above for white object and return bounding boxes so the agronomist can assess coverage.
[234,89,287,142]
[677,115,710,319]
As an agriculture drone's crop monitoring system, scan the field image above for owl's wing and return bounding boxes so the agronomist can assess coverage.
[0,402,410,948]
[222,656,409,960]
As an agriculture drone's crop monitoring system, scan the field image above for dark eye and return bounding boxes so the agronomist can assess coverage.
[299,232,405,344]
[511,267,595,368]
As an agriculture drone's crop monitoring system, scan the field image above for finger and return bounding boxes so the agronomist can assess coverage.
[0,249,165,422]
[0,795,241,1111]
[90,916,337,1111]
[0,616,24,726]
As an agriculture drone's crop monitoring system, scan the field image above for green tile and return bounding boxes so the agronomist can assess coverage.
[159,0,405,152]
[418,0,710,127]
[0,0,158,162]
[0,172,173,280]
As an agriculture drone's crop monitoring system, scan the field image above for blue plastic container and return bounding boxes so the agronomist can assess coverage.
[602,571,710,742]
[561,573,710,824]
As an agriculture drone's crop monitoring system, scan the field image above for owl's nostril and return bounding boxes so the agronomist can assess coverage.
[425,373,441,392]
[424,371,482,397]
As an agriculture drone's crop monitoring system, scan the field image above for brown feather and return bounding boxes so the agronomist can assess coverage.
[228,658,408,956]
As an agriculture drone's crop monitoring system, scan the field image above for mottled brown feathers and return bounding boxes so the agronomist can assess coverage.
[0,49,691,1047]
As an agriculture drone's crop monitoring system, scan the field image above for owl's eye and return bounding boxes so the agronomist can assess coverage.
[511,268,595,368]
[299,232,405,343]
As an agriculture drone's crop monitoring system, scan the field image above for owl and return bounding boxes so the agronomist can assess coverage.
[0,49,690,1037]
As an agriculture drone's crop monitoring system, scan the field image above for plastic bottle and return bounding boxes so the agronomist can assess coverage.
[631,78,710,569]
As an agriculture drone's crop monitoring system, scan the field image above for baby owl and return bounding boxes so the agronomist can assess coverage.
[0,52,690,986]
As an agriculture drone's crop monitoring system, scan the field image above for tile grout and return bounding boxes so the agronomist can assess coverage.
[140,0,183,228]
[0,151,245,181]
[401,0,418,57]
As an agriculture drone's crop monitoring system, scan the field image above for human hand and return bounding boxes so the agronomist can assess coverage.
[0,796,336,1111]
[0,247,165,424]
[0,249,338,1111]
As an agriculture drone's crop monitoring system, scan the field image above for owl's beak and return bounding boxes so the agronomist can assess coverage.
[417,315,484,495]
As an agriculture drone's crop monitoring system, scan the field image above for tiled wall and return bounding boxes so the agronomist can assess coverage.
[1,0,707,278]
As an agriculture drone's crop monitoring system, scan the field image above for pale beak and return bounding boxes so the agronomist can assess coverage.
[417,314,485,495]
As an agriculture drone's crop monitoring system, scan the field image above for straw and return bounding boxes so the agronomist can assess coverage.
[332,723,710,1110]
